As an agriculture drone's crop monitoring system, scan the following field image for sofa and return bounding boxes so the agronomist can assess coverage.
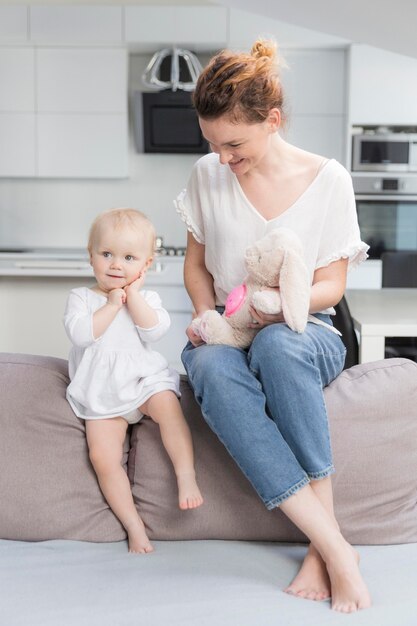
[1,352,417,626]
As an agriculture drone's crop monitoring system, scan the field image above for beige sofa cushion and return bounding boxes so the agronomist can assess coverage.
[0,353,127,542]
[1,353,416,544]
[130,358,417,545]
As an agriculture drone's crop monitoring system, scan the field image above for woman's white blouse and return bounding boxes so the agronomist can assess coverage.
[175,153,369,311]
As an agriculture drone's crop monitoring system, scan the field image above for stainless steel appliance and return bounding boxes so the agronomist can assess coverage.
[352,131,417,173]
[353,173,417,259]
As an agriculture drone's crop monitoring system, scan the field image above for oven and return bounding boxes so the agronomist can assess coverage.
[353,174,417,259]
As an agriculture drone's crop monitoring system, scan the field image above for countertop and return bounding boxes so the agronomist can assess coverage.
[0,249,185,281]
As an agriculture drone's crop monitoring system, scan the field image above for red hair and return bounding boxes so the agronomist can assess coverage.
[193,40,286,124]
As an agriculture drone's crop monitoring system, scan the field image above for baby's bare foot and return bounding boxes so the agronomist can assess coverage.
[326,543,371,612]
[177,472,204,510]
[127,522,154,554]
[284,544,331,601]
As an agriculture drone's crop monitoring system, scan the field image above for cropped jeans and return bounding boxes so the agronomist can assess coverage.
[182,315,346,510]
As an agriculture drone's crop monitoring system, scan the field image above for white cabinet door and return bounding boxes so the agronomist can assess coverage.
[0,48,36,177]
[349,45,417,125]
[280,49,347,163]
[282,49,346,116]
[0,48,35,112]
[0,114,36,177]
[37,114,128,179]
[36,48,128,178]
[0,6,28,43]
[125,6,228,51]
[30,5,123,45]
[36,48,127,113]
[0,277,72,359]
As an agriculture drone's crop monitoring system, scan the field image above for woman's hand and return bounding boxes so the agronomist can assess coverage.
[186,323,205,347]
[247,286,285,328]
[248,304,285,329]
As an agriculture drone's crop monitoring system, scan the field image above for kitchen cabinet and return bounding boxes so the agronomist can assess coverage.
[0,46,128,179]
[281,49,347,163]
[124,5,228,51]
[35,47,128,178]
[349,44,417,125]
[30,5,123,45]
[0,257,191,373]
[0,5,28,43]
[0,114,36,177]
[282,49,345,116]
[37,114,128,179]
[0,48,34,112]
[0,48,36,177]
[37,48,126,113]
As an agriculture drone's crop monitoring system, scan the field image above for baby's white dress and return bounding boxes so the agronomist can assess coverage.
[64,287,180,421]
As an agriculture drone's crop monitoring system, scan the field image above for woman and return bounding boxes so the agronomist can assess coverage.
[175,40,371,613]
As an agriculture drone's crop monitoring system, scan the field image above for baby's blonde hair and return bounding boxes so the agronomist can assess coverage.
[88,208,156,256]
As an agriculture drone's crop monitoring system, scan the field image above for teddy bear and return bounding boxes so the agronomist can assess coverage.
[191,227,311,349]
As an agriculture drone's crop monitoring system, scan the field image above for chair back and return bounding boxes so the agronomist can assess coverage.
[381,251,417,362]
[332,296,359,370]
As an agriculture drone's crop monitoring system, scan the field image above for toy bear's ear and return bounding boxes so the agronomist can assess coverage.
[279,249,310,333]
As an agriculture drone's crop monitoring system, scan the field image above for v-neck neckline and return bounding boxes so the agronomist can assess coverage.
[230,158,334,224]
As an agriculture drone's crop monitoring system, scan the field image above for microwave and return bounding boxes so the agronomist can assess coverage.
[352,133,417,172]
[133,90,208,154]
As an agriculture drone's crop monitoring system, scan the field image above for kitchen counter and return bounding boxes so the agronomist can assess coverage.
[0,249,185,280]
[0,252,191,372]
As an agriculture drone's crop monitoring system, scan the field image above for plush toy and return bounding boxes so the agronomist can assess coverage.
[192,227,311,349]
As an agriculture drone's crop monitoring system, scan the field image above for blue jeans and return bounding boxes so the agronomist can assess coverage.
[182,315,346,509]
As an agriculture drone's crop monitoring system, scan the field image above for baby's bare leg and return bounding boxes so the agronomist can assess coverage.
[86,418,153,554]
[140,391,203,510]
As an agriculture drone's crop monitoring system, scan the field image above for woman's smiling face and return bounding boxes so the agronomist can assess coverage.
[199,111,280,175]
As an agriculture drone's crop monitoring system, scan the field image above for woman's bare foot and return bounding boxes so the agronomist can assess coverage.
[326,541,371,612]
[177,472,204,510]
[284,544,331,601]
[126,521,154,554]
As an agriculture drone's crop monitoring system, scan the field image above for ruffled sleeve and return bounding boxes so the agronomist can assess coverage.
[174,160,205,244]
[316,164,369,272]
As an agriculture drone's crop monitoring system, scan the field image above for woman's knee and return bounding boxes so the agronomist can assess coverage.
[250,324,304,366]
[184,344,246,391]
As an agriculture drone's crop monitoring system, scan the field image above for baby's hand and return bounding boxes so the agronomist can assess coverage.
[124,271,146,297]
[107,288,126,308]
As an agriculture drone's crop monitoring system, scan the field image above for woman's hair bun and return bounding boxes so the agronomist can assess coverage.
[250,39,277,61]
